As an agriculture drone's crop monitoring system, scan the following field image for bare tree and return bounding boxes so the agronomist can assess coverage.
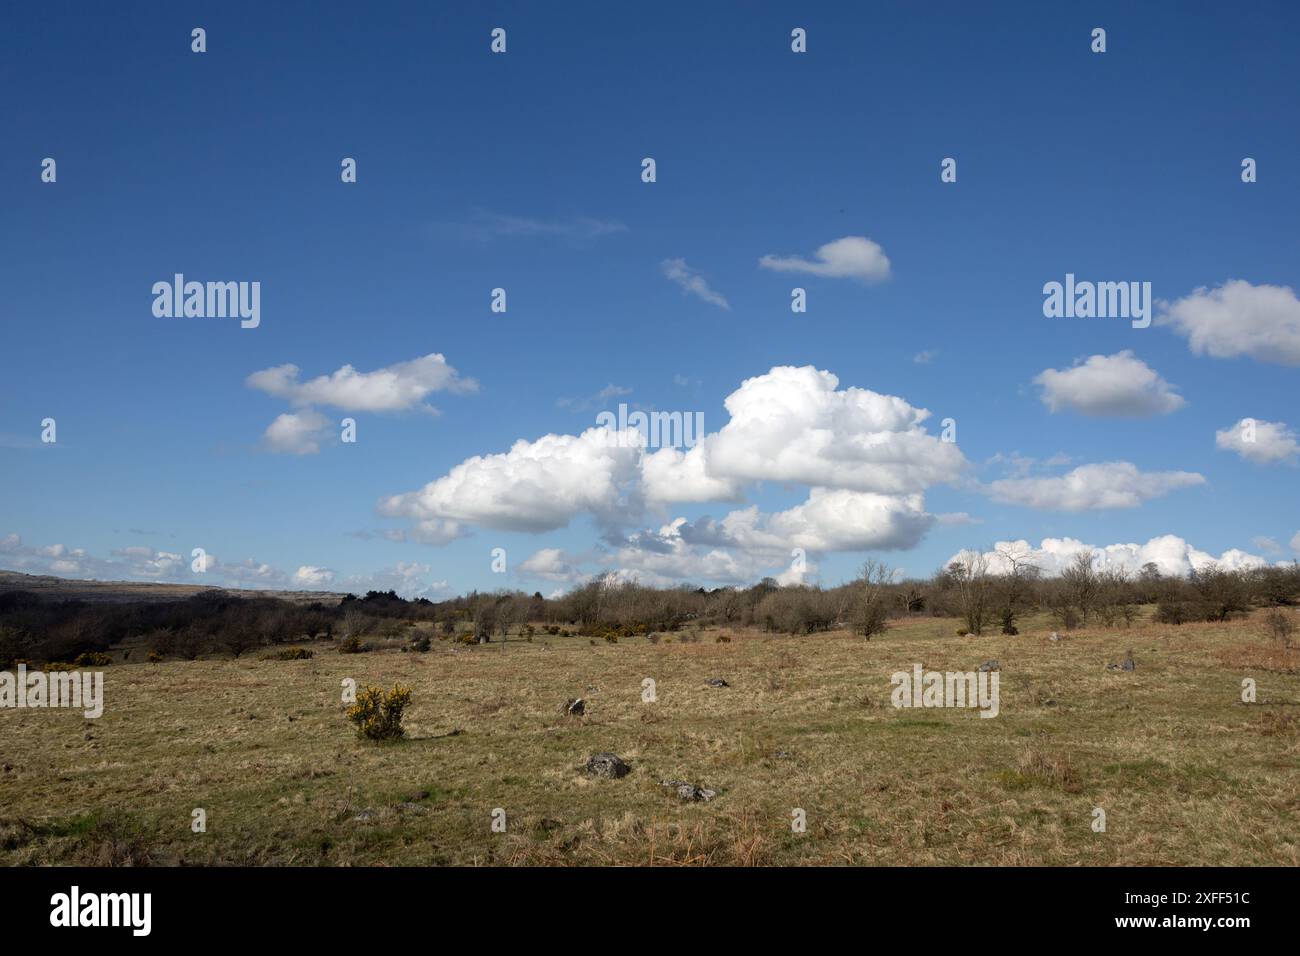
[1060,551,1100,624]
[494,597,517,647]
[852,559,893,639]
[994,545,1040,634]
[949,551,993,635]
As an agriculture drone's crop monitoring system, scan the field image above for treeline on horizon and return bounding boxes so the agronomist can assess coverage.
[1,555,1298,667]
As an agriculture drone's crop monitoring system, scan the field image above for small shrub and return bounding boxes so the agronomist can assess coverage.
[411,636,432,653]
[336,636,366,654]
[603,634,618,644]
[263,647,313,661]
[1049,603,1081,630]
[147,649,164,664]
[1263,608,1296,647]
[715,634,731,643]
[347,684,412,741]
[73,652,112,667]
[852,600,889,640]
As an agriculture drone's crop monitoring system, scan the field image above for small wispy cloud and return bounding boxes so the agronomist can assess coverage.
[557,383,633,412]
[661,258,730,310]
[449,210,628,242]
[1253,535,1282,555]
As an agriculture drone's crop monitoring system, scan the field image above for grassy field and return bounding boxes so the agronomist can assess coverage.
[1,610,1297,866]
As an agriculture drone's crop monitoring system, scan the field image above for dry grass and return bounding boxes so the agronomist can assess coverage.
[1,610,1297,866]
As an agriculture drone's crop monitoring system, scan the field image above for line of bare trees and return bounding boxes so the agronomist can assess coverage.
[2,556,1297,665]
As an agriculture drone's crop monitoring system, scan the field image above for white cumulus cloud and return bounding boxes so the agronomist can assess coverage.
[1158,280,1300,365]
[379,426,643,535]
[379,365,963,570]
[518,548,585,583]
[641,444,743,504]
[248,353,476,413]
[293,565,336,587]
[702,366,966,494]
[986,461,1205,511]
[951,535,1270,578]
[1215,418,1299,465]
[759,236,891,282]
[1034,350,1185,417]
[262,410,330,455]
[693,490,934,553]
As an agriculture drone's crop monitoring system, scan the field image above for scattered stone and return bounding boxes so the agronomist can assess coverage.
[1049,632,1061,642]
[773,750,793,760]
[1107,650,1137,672]
[585,752,631,779]
[395,802,424,812]
[706,677,730,688]
[660,779,717,802]
[352,808,377,823]
[977,660,1000,672]
[565,698,585,717]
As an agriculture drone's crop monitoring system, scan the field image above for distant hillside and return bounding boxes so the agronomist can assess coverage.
[0,570,348,606]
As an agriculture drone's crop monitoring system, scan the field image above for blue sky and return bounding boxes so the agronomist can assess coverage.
[2,1,1298,596]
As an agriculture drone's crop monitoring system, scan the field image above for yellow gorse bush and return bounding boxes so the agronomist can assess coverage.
[346,684,412,741]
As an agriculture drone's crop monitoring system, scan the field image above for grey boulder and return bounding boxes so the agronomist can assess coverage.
[660,779,717,802]
[585,752,631,778]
